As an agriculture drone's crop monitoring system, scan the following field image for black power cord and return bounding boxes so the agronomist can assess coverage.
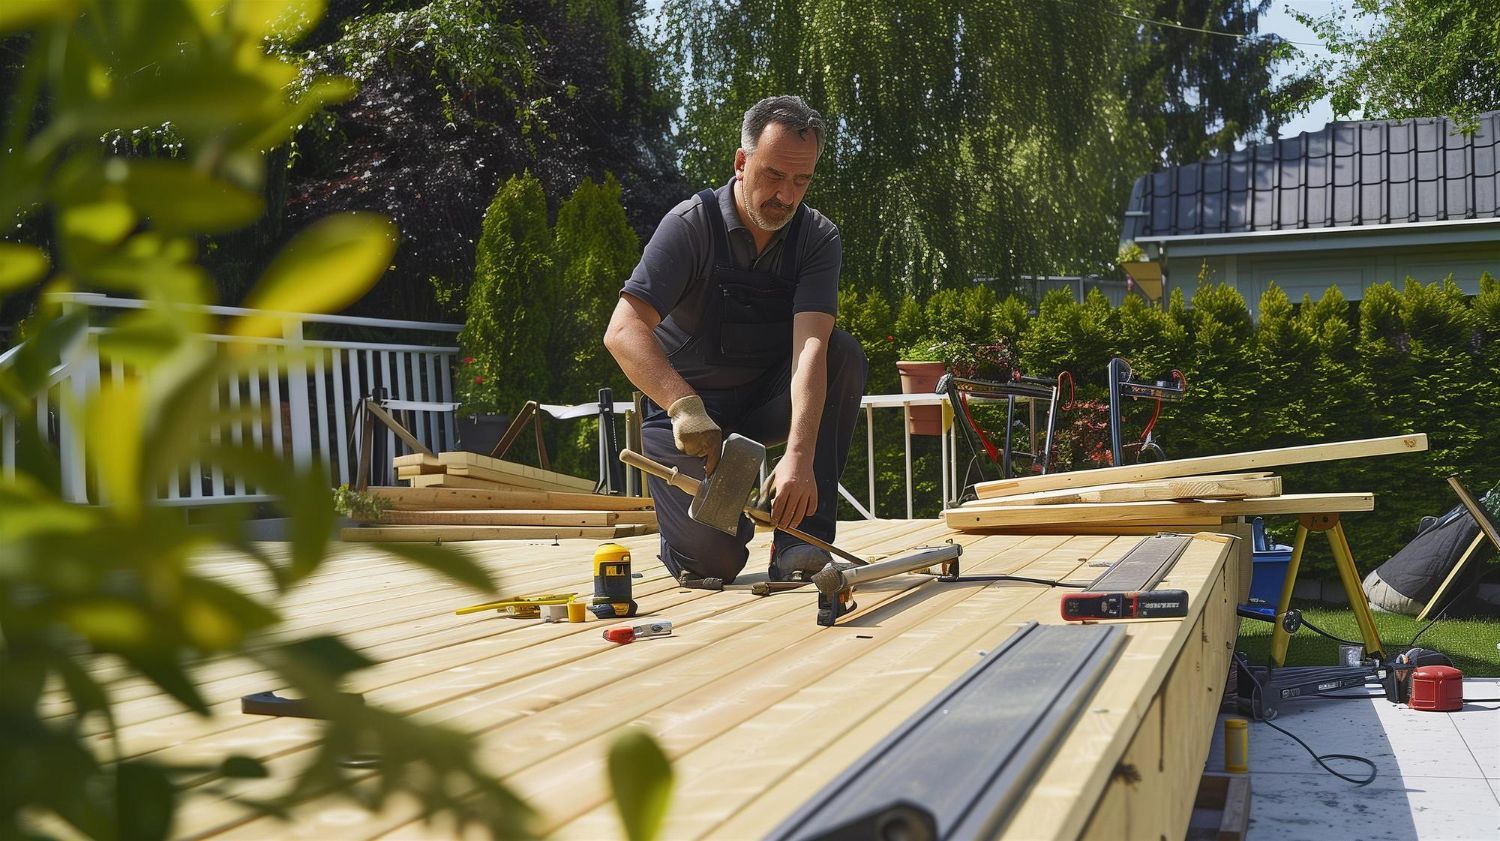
[952,574,1091,588]
[1241,659,1378,786]
[1257,718,1378,786]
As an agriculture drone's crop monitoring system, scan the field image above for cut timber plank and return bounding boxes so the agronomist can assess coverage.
[984,473,1279,507]
[341,524,648,542]
[973,434,1427,499]
[407,473,549,492]
[369,486,653,511]
[392,453,445,474]
[945,492,1374,530]
[438,451,595,492]
[376,509,620,527]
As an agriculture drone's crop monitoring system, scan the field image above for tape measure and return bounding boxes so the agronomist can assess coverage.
[590,542,638,620]
[1060,589,1189,621]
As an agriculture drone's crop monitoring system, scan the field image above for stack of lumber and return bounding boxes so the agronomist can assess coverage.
[944,434,1427,533]
[342,456,656,543]
[393,451,599,494]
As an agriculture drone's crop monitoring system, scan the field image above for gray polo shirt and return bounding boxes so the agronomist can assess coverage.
[621,179,841,387]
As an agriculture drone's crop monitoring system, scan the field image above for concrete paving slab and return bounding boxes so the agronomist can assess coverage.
[1206,678,1500,840]
[1248,771,1499,841]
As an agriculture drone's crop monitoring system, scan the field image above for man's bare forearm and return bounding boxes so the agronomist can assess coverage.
[785,312,835,465]
[604,295,696,410]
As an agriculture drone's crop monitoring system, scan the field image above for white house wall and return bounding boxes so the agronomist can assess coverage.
[1170,241,1499,317]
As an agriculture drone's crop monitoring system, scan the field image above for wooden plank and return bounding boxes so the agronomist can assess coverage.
[392,453,443,470]
[984,473,1280,507]
[368,485,654,512]
[394,460,445,476]
[406,473,536,491]
[946,492,1374,530]
[151,522,942,836]
[376,509,619,527]
[341,524,645,542]
[438,450,596,492]
[697,534,1231,841]
[973,434,1427,498]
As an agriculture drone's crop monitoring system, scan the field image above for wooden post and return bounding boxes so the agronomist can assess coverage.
[283,317,313,469]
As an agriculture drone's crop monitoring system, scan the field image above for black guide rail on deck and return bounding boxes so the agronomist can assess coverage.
[768,622,1126,841]
[1087,533,1193,593]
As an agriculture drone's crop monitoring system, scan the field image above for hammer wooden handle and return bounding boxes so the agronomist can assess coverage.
[619,449,868,567]
[620,449,702,497]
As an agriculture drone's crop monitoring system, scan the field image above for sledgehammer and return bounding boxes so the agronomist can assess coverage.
[619,435,868,567]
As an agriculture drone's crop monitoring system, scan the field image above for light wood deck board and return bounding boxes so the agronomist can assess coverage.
[91,520,1235,840]
[162,521,935,837]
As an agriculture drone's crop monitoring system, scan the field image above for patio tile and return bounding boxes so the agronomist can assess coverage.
[1448,680,1500,779]
[1247,772,1500,841]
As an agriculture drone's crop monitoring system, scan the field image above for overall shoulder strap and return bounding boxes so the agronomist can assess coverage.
[696,188,730,266]
[778,204,809,282]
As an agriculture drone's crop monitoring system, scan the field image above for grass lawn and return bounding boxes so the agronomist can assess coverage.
[1236,601,1500,676]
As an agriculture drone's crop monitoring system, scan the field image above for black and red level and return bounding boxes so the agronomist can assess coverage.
[1060,589,1189,621]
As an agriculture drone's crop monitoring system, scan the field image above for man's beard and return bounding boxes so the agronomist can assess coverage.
[746,198,794,232]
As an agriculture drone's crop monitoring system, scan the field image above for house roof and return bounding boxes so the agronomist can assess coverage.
[1120,111,1500,246]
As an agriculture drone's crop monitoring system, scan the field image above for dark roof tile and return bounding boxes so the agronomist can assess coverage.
[1122,111,1500,242]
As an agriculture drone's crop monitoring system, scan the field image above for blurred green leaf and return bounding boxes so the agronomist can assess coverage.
[96,312,188,368]
[116,761,175,841]
[122,161,265,235]
[206,445,335,584]
[235,213,397,338]
[0,0,76,32]
[607,728,673,841]
[0,309,85,409]
[376,543,496,595]
[239,76,357,154]
[218,755,269,780]
[119,651,209,716]
[231,0,325,41]
[180,578,279,652]
[0,243,49,292]
[277,635,373,682]
[59,201,138,271]
[86,381,143,517]
[64,600,153,649]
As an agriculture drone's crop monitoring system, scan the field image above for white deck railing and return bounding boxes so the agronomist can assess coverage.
[3,294,960,514]
[1,293,462,504]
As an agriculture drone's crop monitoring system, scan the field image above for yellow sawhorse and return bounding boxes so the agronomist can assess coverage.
[1269,512,1387,666]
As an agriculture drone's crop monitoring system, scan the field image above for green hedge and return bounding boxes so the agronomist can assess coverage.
[837,274,1500,580]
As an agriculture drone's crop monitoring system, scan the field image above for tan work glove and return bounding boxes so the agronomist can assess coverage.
[667,395,723,474]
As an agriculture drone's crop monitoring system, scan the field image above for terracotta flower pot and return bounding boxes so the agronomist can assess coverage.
[896,360,946,436]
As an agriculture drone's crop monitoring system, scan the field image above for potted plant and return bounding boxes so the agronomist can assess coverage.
[454,354,510,455]
[896,339,953,435]
[1117,241,1164,300]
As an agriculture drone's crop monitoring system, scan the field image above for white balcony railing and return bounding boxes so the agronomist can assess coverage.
[1,293,461,505]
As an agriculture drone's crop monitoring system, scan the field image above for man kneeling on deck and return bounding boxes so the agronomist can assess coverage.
[604,95,867,584]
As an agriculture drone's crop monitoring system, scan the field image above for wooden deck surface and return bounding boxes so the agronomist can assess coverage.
[87,519,1243,840]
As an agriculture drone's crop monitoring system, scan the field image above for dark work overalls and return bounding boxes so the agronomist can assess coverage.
[642,188,868,584]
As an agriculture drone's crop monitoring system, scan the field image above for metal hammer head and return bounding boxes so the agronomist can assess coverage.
[688,433,766,535]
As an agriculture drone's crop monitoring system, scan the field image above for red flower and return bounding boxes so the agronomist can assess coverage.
[463,356,475,364]
[474,375,484,384]
[885,335,894,342]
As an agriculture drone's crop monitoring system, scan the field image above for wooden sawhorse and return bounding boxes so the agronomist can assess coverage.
[1269,512,1386,666]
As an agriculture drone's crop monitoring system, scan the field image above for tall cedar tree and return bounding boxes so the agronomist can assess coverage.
[458,173,556,416]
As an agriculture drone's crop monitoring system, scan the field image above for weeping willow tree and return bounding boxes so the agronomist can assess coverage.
[659,0,1155,299]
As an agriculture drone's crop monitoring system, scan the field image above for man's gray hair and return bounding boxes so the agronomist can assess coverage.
[741,96,826,156]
